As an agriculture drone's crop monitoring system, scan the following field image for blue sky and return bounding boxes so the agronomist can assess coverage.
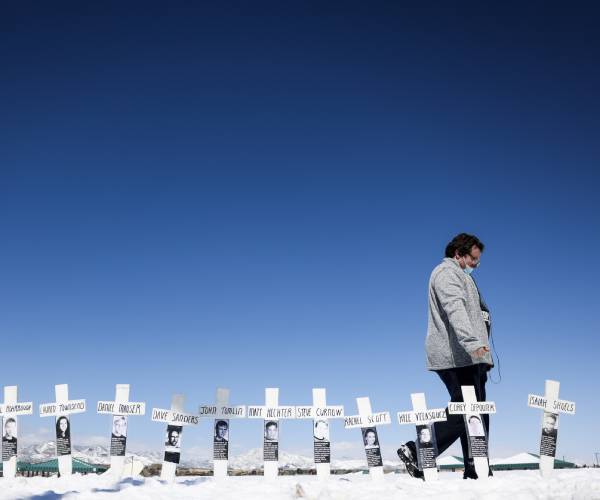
[1,2,599,464]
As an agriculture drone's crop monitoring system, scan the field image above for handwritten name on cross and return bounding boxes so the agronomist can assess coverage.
[295,388,345,479]
[344,397,391,480]
[527,379,575,477]
[151,394,199,482]
[247,388,296,479]
[448,386,496,480]
[97,384,146,478]
[1,386,33,479]
[39,384,86,477]
[197,388,246,479]
[397,392,447,481]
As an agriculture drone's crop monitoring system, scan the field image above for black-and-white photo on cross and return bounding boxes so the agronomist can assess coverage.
[415,424,438,471]
[55,415,71,455]
[213,418,229,464]
[111,415,128,457]
[467,415,485,437]
[214,419,229,442]
[164,424,183,463]
[463,413,488,460]
[417,425,433,447]
[165,425,182,448]
[2,418,18,461]
[263,420,279,464]
[362,427,379,448]
[264,420,279,441]
[542,412,558,437]
[540,411,559,459]
[313,418,331,469]
[314,419,329,441]
[112,415,128,438]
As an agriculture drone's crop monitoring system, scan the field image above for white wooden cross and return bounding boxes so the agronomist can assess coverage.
[151,394,200,482]
[295,388,345,480]
[247,388,296,479]
[197,388,246,479]
[527,379,576,477]
[448,386,496,480]
[97,384,146,478]
[344,397,391,480]
[39,384,86,477]
[1,386,33,479]
[397,392,447,481]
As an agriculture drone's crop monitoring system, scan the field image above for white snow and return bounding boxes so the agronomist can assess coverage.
[1,469,599,500]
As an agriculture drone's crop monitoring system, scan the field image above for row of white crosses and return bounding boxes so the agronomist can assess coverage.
[345,390,495,482]
[350,381,575,482]
[0,380,575,481]
[150,387,345,482]
[247,388,346,480]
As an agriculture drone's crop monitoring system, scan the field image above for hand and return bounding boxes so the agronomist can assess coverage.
[471,346,490,358]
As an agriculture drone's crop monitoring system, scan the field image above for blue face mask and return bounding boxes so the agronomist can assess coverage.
[463,265,475,275]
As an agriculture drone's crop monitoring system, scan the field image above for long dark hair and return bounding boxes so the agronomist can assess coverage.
[445,233,484,258]
[55,416,70,438]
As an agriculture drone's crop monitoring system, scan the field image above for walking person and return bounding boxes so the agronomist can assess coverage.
[398,233,493,479]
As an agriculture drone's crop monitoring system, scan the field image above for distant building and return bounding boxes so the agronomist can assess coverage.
[437,452,577,472]
[491,452,576,471]
[0,458,109,477]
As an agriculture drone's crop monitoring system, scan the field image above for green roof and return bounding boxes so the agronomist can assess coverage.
[492,453,576,470]
[1,458,109,473]
[439,453,577,471]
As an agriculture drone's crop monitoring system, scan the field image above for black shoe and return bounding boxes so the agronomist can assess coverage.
[397,442,424,479]
[463,461,494,479]
[463,458,478,479]
[463,468,478,480]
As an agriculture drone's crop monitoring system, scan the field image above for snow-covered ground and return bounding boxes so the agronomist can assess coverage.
[1,469,599,500]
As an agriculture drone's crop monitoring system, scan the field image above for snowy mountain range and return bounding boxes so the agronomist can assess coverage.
[18,442,157,467]
[17,441,400,471]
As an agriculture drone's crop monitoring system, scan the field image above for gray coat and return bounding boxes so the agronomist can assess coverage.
[425,258,493,370]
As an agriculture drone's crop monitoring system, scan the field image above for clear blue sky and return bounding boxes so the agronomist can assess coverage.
[1,2,598,464]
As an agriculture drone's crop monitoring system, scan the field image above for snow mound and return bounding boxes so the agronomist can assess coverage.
[0,469,598,499]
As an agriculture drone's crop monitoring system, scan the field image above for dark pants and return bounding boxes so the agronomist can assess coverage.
[433,364,489,466]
